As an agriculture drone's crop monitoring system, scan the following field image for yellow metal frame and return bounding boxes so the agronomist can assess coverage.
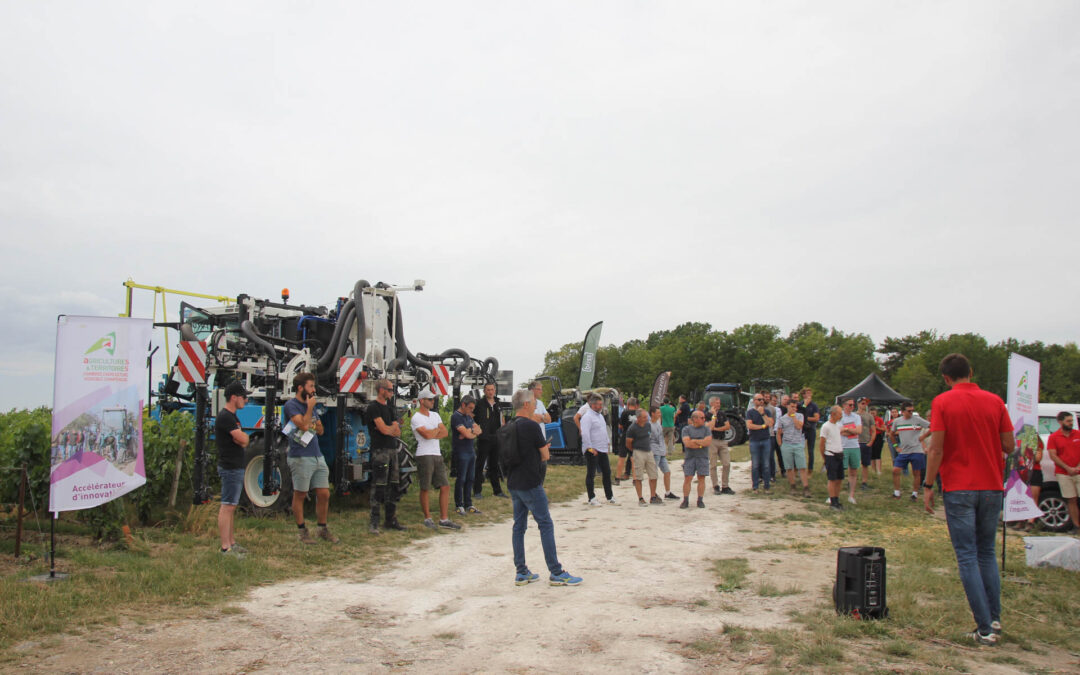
[120,279,235,367]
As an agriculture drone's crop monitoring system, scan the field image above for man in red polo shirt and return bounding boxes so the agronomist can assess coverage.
[1047,411,1080,530]
[922,353,1013,646]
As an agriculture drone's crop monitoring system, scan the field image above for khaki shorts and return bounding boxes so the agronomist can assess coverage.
[416,454,449,491]
[287,455,329,492]
[632,450,658,481]
[1057,472,1080,499]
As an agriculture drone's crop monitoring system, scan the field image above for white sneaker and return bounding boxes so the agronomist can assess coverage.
[825,497,832,505]
[848,496,857,505]
[456,506,466,515]
[587,497,600,506]
[893,490,901,498]
[607,498,618,505]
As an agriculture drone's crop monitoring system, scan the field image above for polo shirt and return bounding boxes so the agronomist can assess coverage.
[840,412,862,449]
[930,382,1012,492]
[1047,429,1080,475]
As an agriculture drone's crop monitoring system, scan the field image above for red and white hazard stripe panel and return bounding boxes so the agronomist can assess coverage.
[431,364,451,396]
[174,340,208,384]
[338,356,365,393]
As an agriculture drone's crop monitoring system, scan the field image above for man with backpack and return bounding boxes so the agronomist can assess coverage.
[499,388,583,587]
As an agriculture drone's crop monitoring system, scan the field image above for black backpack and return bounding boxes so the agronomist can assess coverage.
[497,418,526,473]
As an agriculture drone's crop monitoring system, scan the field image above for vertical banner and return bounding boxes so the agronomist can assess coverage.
[50,316,153,512]
[576,321,603,391]
[1007,353,1041,453]
[650,371,672,412]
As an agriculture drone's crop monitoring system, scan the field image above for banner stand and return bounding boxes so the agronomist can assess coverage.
[28,513,68,583]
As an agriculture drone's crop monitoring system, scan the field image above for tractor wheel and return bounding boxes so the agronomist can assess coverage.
[392,439,416,502]
[240,434,293,516]
[724,415,748,445]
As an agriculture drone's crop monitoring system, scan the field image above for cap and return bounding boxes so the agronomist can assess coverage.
[418,387,436,400]
[860,396,871,403]
[224,382,249,399]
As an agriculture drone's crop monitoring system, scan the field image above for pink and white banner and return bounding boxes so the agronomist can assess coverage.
[49,316,152,512]
[1003,470,1044,522]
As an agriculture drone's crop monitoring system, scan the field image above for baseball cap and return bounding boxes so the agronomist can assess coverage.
[224,382,249,399]
[418,387,436,400]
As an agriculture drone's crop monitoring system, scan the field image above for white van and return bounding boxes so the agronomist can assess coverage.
[1034,403,1080,531]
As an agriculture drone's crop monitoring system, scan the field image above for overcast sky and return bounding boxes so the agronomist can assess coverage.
[1,1,1077,412]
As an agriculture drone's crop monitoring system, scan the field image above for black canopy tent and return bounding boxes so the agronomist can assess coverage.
[835,374,912,405]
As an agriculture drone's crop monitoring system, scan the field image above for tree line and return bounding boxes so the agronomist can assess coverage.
[539,322,1080,412]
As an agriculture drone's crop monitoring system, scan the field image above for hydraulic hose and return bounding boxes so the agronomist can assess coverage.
[240,321,278,361]
[315,300,354,371]
[389,296,432,371]
[317,279,370,374]
[482,357,499,380]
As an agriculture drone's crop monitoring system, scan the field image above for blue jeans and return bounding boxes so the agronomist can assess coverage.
[942,490,1002,634]
[510,485,564,576]
[454,451,476,509]
[749,438,772,490]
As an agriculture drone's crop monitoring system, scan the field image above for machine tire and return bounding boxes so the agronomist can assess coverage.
[240,434,293,516]
[392,438,416,502]
[723,415,748,446]
[1037,487,1071,532]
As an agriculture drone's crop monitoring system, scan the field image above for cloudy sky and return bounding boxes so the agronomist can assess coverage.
[1,1,1077,412]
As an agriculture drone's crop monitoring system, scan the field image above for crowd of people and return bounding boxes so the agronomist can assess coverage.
[212,358,1030,645]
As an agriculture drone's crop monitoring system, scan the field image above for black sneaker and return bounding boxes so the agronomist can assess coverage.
[860,482,871,491]
[829,501,844,511]
[696,497,705,509]
[721,487,735,495]
[665,492,679,500]
[679,497,689,509]
[713,486,721,495]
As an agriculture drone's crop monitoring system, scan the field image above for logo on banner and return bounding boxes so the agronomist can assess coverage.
[582,353,595,374]
[85,332,117,356]
[338,356,364,392]
[174,341,208,384]
[1018,371,1029,390]
[432,364,451,396]
[82,330,129,383]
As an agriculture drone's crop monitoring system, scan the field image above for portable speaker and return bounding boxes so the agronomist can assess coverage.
[833,546,888,619]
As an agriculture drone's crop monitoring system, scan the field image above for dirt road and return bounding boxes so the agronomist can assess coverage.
[19,461,838,673]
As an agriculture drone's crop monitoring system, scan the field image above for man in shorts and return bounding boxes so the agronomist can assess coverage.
[778,398,810,497]
[626,409,660,506]
[650,407,677,499]
[839,398,863,505]
[660,397,677,456]
[819,405,845,510]
[215,382,250,556]
[1048,411,1080,530]
[284,373,339,544]
[890,402,930,500]
[411,388,461,530]
[680,411,711,509]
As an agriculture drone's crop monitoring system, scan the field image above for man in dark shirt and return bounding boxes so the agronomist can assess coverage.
[367,378,406,534]
[625,409,659,506]
[284,373,337,544]
[506,388,582,587]
[746,393,774,492]
[616,397,640,482]
[215,381,249,557]
[473,382,507,500]
[451,395,482,515]
[798,388,821,472]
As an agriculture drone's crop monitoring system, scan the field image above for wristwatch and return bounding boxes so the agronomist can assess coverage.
[922,482,934,489]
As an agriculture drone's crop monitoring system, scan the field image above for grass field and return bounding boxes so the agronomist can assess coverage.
[695,459,1080,673]
[0,463,586,657]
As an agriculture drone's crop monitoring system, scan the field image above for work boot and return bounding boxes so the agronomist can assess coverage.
[383,502,406,531]
[369,505,381,535]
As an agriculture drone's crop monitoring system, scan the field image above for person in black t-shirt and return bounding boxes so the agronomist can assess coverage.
[366,379,405,534]
[797,388,821,472]
[506,389,582,586]
[616,398,639,482]
[215,382,250,557]
[473,382,507,499]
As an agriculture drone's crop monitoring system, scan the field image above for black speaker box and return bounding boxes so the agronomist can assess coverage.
[833,546,888,619]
